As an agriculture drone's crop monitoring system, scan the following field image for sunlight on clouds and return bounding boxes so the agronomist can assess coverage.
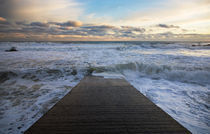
[0,0,83,22]
[0,0,209,41]
[0,17,7,22]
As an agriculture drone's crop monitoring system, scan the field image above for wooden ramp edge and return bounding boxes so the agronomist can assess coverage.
[25,76,191,134]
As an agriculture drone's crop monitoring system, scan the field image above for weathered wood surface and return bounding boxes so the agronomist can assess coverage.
[25,76,191,134]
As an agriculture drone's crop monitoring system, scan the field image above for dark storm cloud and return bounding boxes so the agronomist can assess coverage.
[15,21,30,26]
[0,0,14,19]
[82,25,115,29]
[120,27,145,37]
[0,20,10,25]
[1,20,51,33]
[78,25,116,36]
[0,19,148,39]
[76,25,146,38]
[6,19,208,41]
[16,21,49,27]
[30,22,49,27]
[0,0,5,4]
[1,20,210,41]
[121,26,145,33]
[157,24,180,28]
[0,17,12,33]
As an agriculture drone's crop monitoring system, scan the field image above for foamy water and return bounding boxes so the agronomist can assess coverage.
[0,42,209,134]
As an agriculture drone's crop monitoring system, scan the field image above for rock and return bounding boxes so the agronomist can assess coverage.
[71,69,77,75]
[204,44,210,46]
[5,47,18,52]
[192,44,210,47]
[86,68,94,76]
[17,126,22,129]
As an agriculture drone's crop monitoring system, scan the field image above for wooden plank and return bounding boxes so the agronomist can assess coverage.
[25,76,191,134]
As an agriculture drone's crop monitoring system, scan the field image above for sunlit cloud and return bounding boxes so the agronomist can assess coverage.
[0,0,209,41]
[0,0,83,22]
[49,21,83,27]
[0,20,209,41]
[0,17,7,22]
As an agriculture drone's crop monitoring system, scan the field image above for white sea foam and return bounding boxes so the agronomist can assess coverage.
[0,42,209,134]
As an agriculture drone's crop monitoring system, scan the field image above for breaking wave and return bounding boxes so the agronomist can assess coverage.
[0,41,210,134]
[94,62,210,85]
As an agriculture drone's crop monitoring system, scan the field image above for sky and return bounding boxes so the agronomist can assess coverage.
[0,0,210,41]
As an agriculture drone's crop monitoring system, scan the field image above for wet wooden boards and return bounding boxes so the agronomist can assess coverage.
[25,76,191,134]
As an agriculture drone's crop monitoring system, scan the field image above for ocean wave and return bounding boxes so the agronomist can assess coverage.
[0,68,82,134]
[5,61,207,86]
[0,42,209,134]
[0,67,98,84]
[96,62,210,85]
[0,71,17,83]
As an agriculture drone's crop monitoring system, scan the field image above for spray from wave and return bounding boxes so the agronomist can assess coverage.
[94,62,210,85]
[0,41,210,134]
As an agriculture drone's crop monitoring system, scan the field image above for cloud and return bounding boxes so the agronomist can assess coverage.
[121,26,146,33]
[0,20,209,41]
[0,16,10,27]
[77,25,116,36]
[50,21,82,27]
[157,24,180,28]
[0,20,147,39]
[77,25,146,38]
[0,17,6,22]
[0,0,83,22]
[116,0,210,32]
[30,22,49,27]
[82,25,115,29]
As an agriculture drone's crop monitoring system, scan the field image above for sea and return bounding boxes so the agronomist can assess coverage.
[0,41,209,134]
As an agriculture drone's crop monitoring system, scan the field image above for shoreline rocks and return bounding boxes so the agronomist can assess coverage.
[5,47,18,52]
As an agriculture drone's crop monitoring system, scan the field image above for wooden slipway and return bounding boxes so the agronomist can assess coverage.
[25,76,191,134]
